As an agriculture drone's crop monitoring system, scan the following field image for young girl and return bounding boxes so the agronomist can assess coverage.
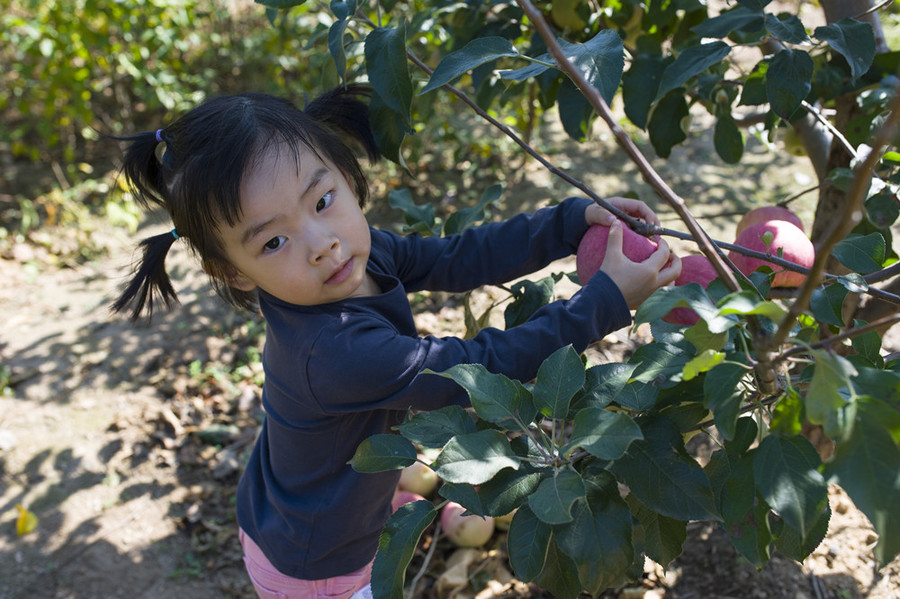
[112,85,680,599]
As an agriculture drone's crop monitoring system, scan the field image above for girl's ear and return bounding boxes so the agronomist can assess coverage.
[203,260,257,291]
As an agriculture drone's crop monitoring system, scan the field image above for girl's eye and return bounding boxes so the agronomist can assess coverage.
[316,191,334,213]
[263,236,286,252]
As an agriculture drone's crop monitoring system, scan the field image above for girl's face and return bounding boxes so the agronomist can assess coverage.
[217,144,377,306]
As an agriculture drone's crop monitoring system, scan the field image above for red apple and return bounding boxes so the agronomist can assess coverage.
[735,205,804,237]
[391,489,426,512]
[576,220,659,283]
[663,254,719,326]
[728,221,814,288]
[440,501,495,547]
[398,457,439,497]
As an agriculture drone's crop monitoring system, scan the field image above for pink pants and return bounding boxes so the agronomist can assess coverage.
[239,528,373,599]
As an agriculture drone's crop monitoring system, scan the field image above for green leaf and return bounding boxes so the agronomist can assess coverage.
[349,434,417,472]
[371,500,437,599]
[766,49,813,119]
[635,283,732,333]
[443,183,501,235]
[648,90,689,158]
[535,538,583,599]
[365,24,412,163]
[716,291,788,322]
[809,283,849,327]
[533,345,585,419]
[365,24,412,120]
[501,31,624,105]
[555,471,634,594]
[328,18,350,83]
[254,0,307,7]
[577,362,639,409]
[507,504,552,582]
[557,77,595,142]
[622,54,669,129]
[691,7,764,39]
[740,59,769,106]
[477,467,544,517]
[713,113,744,164]
[805,349,858,435]
[562,30,625,105]
[504,277,556,328]
[683,349,725,382]
[705,450,771,566]
[765,13,809,44]
[824,402,900,566]
[753,435,829,541]
[655,41,731,101]
[388,189,438,236]
[770,503,831,562]
[611,418,720,521]
[432,429,520,485]
[616,381,659,412]
[851,319,884,368]
[528,469,586,525]
[814,18,876,82]
[437,482,485,516]
[832,233,886,274]
[369,94,409,166]
[420,37,520,95]
[625,494,687,568]
[563,407,643,459]
[394,405,476,448]
[629,341,694,385]
[430,363,531,426]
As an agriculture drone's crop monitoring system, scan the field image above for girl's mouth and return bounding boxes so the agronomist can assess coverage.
[325,258,354,286]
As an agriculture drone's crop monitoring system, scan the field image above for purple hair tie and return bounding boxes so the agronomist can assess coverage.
[155,129,164,143]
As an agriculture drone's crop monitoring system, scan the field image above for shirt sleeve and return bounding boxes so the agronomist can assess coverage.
[306,269,631,414]
[375,197,593,293]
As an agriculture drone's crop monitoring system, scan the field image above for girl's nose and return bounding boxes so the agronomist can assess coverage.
[309,234,340,265]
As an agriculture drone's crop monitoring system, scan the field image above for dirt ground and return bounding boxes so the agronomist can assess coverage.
[3,103,900,599]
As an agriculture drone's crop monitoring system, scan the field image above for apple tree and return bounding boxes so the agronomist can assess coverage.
[256,0,900,597]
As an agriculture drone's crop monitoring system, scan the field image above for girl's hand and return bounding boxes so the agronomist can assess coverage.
[585,196,661,228]
[599,220,681,309]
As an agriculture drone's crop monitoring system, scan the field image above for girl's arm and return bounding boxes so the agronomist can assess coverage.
[375,197,594,293]
[301,267,631,414]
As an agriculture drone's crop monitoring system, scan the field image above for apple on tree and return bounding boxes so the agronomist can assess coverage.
[728,220,814,288]
[576,220,659,283]
[735,205,804,237]
[397,456,439,497]
[391,489,426,513]
[440,501,495,548]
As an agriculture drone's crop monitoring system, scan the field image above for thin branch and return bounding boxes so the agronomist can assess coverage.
[859,0,893,19]
[775,312,900,363]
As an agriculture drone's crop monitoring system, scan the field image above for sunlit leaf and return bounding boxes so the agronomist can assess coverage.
[832,233,886,274]
[16,503,38,536]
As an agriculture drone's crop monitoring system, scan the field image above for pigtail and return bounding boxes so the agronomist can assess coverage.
[111,230,180,320]
[114,129,173,210]
[303,84,381,162]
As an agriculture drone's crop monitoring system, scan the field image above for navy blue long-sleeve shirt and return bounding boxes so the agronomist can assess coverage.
[235,197,631,579]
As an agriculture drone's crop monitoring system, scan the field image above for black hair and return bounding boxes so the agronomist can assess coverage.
[110,84,381,320]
